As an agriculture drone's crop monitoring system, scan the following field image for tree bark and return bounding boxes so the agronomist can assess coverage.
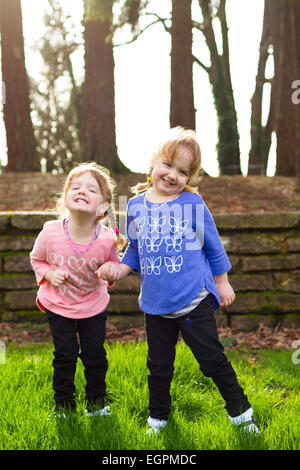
[248,0,272,175]
[81,0,128,173]
[272,0,300,177]
[0,0,39,171]
[197,0,241,175]
[170,0,195,129]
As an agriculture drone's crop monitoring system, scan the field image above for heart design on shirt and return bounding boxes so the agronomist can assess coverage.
[67,256,86,272]
[68,285,80,299]
[68,273,83,287]
[89,257,100,271]
[58,285,67,296]
[49,252,64,267]
[88,272,97,286]
[58,284,79,299]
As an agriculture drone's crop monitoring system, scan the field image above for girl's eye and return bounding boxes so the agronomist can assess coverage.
[163,161,172,167]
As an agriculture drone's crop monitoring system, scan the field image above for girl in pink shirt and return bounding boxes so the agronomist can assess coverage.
[30,162,125,418]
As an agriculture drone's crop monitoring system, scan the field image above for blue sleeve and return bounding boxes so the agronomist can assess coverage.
[120,202,141,273]
[202,202,231,276]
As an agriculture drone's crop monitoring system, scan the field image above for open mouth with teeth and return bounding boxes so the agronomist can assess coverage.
[75,197,89,204]
[162,178,176,186]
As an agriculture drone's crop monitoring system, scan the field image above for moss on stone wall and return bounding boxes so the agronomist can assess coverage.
[0,211,299,329]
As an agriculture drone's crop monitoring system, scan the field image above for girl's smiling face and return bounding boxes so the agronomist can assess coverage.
[65,171,108,217]
[151,145,192,198]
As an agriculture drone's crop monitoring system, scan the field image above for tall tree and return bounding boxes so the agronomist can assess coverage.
[248,0,272,175]
[170,0,195,129]
[30,0,81,173]
[0,0,39,171]
[249,0,300,179]
[194,0,241,175]
[81,0,128,173]
[272,0,300,177]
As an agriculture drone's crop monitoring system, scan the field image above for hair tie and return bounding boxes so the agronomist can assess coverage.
[114,227,120,234]
[147,175,153,184]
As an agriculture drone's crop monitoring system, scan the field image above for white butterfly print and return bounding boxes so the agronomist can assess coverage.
[169,217,188,235]
[144,237,163,253]
[164,255,183,274]
[146,256,162,275]
[148,215,166,234]
[140,258,146,276]
[138,237,144,255]
[136,217,146,235]
[165,236,183,253]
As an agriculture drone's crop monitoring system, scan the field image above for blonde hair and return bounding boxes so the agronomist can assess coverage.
[56,162,126,252]
[132,126,202,195]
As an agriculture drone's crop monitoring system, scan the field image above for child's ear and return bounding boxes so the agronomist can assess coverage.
[96,202,109,217]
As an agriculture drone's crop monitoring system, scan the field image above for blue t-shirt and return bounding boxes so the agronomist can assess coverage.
[121,191,231,314]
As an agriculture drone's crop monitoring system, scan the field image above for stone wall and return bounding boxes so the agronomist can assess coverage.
[0,211,299,330]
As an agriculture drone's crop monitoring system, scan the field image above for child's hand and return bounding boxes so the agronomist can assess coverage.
[214,273,236,308]
[45,269,69,287]
[95,262,122,282]
[216,281,235,308]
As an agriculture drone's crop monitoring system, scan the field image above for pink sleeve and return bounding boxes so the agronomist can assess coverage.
[107,245,120,287]
[108,246,120,264]
[30,229,52,285]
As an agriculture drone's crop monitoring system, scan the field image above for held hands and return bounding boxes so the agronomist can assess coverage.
[95,262,122,282]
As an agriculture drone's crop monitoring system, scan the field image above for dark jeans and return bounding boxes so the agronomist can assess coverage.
[46,309,108,410]
[145,295,251,420]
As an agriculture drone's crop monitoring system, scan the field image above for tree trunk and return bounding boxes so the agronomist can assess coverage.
[210,59,241,175]
[294,1,300,190]
[170,0,195,129]
[248,0,272,175]
[197,0,241,175]
[272,0,300,177]
[0,0,39,171]
[81,0,128,173]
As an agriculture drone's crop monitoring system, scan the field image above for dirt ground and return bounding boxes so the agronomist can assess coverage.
[0,320,299,352]
[0,172,299,213]
[0,172,299,347]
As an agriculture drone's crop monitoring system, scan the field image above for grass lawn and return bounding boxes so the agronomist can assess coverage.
[0,340,299,451]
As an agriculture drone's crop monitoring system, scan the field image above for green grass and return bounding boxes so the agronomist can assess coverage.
[0,340,299,450]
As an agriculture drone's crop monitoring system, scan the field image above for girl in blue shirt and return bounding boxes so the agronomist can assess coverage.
[97,127,260,436]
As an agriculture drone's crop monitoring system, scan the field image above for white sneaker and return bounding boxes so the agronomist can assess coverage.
[85,405,111,417]
[146,416,167,435]
[230,407,260,436]
[47,410,67,420]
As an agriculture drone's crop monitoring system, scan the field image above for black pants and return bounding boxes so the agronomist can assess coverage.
[145,295,251,420]
[46,309,108,410]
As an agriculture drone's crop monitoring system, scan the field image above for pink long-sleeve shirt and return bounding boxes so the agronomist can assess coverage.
[30,219,120,319]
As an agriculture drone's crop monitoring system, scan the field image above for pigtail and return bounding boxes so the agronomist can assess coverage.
[131,172,153,195]
[107,203,127,252]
